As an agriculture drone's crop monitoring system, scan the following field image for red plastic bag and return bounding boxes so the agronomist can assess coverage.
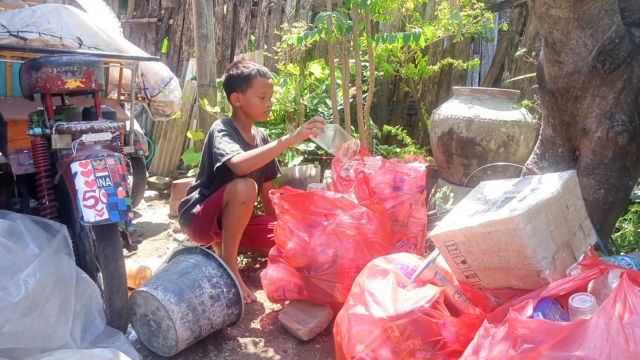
[334,253,486,360]
[261,186,394,308]
[462,260,640,359]
[332,146,428,255]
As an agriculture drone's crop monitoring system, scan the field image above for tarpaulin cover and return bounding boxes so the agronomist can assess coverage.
[462,252,640,359]
[0,4,181,120]
[333,253,485,359]
[0,211,139,360]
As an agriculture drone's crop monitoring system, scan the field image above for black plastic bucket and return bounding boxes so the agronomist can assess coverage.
[129,246,244,356]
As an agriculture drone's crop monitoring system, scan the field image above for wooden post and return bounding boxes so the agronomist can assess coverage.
[109,0,119,16]
[192,0,217,151]
[255,0,270,50]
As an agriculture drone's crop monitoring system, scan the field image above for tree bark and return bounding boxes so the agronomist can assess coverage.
[255,0,270,50]
[340,39,352,131]
[525,0,640,241]
[362,8,375,143]
[326,0,339,125]
[351,4,367,149]
[192,0,217,151]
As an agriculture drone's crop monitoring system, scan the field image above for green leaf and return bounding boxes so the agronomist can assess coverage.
[181,148,202,166]
[187,168,199,176]
[403,32,412,46]
[186,129,205,141]
[308,62,324,78]
[314,11,330,26]
[161,37,169,54]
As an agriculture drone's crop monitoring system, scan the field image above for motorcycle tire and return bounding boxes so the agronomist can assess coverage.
[129,155,147,209]
[90,223,129,332]
[56,179,129,333]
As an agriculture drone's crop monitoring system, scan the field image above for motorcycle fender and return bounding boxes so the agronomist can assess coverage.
[62,151,132,225]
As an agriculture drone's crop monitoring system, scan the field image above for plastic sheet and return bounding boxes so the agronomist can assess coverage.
[462,254,640,359]
[0,4,181,120]
[332,144,427,254]
[333,253,485,359]
[261,187,394,308]
[0,211,139,360]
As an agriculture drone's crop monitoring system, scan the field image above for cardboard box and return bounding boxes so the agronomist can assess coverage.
[430,171,596,290]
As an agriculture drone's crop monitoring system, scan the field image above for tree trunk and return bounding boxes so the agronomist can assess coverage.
[340,39,352,131]
[192,0,217,151]
[351,4,367,149]
[326,0,339,124]
[362,8,375,142]
[525,0,640,241]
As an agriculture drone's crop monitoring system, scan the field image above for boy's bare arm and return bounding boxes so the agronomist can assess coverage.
[226,117,325,176]
[261,181,276,216]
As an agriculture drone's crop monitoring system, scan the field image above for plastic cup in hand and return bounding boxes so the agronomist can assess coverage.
[307,183,326,192]
[311,123,353,155]
[568,292,598,321]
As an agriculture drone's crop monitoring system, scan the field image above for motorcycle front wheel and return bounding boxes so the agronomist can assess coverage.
[89,224,129,332]
[56,179,129,333]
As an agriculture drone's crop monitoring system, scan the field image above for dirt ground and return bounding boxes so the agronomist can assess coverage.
[127,198,335,360]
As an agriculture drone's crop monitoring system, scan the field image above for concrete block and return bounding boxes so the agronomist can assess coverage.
[147,176,173,191]
[278,301,333,341]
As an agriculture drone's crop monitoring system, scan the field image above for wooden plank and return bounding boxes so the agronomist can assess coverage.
[149,59,197,177]
[254,0,270,50]
[264,0,284,69]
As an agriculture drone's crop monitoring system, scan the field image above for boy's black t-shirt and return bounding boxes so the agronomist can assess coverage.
[178,117,281,227]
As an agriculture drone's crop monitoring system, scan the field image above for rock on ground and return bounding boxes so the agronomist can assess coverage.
[278,301,333,341]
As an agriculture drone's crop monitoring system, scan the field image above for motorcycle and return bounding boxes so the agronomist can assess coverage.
[0,52,157,332]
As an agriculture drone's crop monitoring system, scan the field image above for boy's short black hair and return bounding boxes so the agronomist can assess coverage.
[222,60,271,102]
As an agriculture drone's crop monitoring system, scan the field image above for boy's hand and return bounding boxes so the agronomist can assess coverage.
[289,116,326,145]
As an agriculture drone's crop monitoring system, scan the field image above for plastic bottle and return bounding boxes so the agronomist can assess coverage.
[307,183,327,192]
[531,297,570,322]
[125,259,152,289]
[587,268,621,305]
[568,292,598,321]
[434,271,475,315]
[600,254,640,270]
[323,169,333,191]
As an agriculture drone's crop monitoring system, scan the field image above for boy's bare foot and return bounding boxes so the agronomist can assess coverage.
[230,266,257,303]
[239,282,257,303]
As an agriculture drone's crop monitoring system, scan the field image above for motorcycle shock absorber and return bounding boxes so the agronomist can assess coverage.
[31,136,58,219]
[118,127,125,157]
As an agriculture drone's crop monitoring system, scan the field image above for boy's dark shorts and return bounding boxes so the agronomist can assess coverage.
[181,185,276,255]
